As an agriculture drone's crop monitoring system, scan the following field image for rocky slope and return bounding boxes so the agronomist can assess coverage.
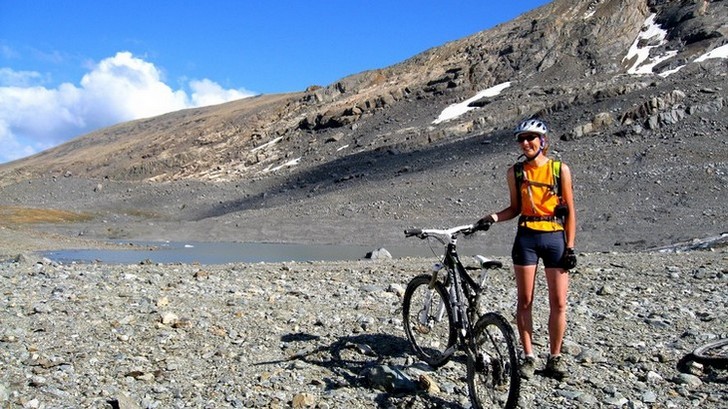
[0,0,726,253]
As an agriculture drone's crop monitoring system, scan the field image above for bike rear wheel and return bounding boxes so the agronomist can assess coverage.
[692,338,728,369]
[402,274,456,367]
[467,312,520,409]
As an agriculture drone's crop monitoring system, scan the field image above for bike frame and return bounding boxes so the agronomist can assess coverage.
[423,226,487,357]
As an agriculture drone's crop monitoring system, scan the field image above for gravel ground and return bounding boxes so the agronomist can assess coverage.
[1,247,725,408]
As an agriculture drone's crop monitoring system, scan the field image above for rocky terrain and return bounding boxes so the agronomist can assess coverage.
[0,0,727,407]
[0,251,726,408]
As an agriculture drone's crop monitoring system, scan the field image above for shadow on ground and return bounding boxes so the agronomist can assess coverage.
[256,332,466,408]
[194,129,514,221]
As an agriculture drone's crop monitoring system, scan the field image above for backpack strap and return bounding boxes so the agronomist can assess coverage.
[551,160,562,198]
[514,162,524,211]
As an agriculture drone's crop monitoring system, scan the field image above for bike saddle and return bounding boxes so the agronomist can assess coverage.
[474,255,503,269]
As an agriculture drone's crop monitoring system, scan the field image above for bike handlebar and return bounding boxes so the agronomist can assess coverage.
[404,222,490,243]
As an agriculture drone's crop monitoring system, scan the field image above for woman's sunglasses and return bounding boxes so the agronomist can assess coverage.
[516,133,540,143]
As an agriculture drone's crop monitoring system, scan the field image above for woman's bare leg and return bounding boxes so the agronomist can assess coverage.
[545,267,569,355]
[514,264,537,355]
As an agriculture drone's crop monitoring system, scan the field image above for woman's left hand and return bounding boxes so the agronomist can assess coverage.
[561,248,577,270]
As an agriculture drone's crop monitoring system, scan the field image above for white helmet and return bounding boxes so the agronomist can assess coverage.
[514,118,548,136]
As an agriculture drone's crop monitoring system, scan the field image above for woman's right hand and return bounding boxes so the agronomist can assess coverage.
[474,214,496,231]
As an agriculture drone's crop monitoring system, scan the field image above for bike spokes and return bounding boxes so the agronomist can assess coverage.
[403,275,456,367]
[467,313,520,409]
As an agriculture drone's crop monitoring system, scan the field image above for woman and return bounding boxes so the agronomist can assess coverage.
[476,118,577,380]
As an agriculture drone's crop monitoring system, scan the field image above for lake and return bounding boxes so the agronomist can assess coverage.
[41,241,489,265]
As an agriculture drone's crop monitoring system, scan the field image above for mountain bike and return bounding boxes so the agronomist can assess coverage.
[402,223,519,409]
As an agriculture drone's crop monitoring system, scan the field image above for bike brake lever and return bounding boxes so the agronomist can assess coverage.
[463,228,478,237]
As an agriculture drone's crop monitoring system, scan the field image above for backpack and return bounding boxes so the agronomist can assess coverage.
[514,160,567,222]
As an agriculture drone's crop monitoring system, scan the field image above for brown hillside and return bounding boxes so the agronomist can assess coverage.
[0,0,725,253]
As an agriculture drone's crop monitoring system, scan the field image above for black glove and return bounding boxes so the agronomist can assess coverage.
[561,248,577,270]
[474,215,495,231]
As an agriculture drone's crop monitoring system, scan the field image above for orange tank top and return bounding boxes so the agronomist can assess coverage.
[519,160,564,232]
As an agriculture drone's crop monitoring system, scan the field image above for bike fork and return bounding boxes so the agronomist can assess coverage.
[418,288,443,324]
[418,264,447,326]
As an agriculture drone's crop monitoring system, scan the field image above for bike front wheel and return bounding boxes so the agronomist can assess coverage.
[402,274,456,367]
[467,312,520,409]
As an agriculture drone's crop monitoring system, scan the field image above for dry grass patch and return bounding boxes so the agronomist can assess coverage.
[0,206,93,225]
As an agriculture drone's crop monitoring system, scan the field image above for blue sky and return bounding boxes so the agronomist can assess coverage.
[0,0,550,164]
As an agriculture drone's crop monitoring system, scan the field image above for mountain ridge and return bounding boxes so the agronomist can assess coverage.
[0,0,725,253]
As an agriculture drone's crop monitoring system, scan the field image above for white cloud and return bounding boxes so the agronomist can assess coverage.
[0,45,19,59]
[189,78,252,107]
[0,51,256,163]
[0,68,47,87]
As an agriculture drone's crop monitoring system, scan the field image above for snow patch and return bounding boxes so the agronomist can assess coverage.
[264,157,301,173]
[659,43,728,77]
[624,15,728,78]
[433,82,511,125]
[658,65,685,78]
[251,136,282,153]
[623,14,672,75]
[694,43,728,62]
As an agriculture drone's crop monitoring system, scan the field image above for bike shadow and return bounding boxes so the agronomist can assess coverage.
[255,331,466,408]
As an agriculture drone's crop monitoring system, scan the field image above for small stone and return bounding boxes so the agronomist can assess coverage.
[576,393,599,405]
[561,339,583,356]
[292,392,315,408]
[160,312,179,325]
[361,365,417,393]
[365,248,392,260]
[29,375,46,387]
[576,348,604,364]
[0,383,8,402]
[556,389,582,400]
[172,318,192,329]
[673,373,702,387]
[387,283,405,297]
[113,393,142,409]
[646,370,663,384]
[604,396,628,406]
[418,374,440,394]
[642,390,657,403]
[686,361,704,376]
[24,398,40,409]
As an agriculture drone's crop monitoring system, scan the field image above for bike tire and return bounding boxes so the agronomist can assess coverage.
[402,274,456,368]
[467,312,520,409]
[691,338,728,369]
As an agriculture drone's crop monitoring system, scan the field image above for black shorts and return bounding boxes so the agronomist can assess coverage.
[512,228,566,268]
